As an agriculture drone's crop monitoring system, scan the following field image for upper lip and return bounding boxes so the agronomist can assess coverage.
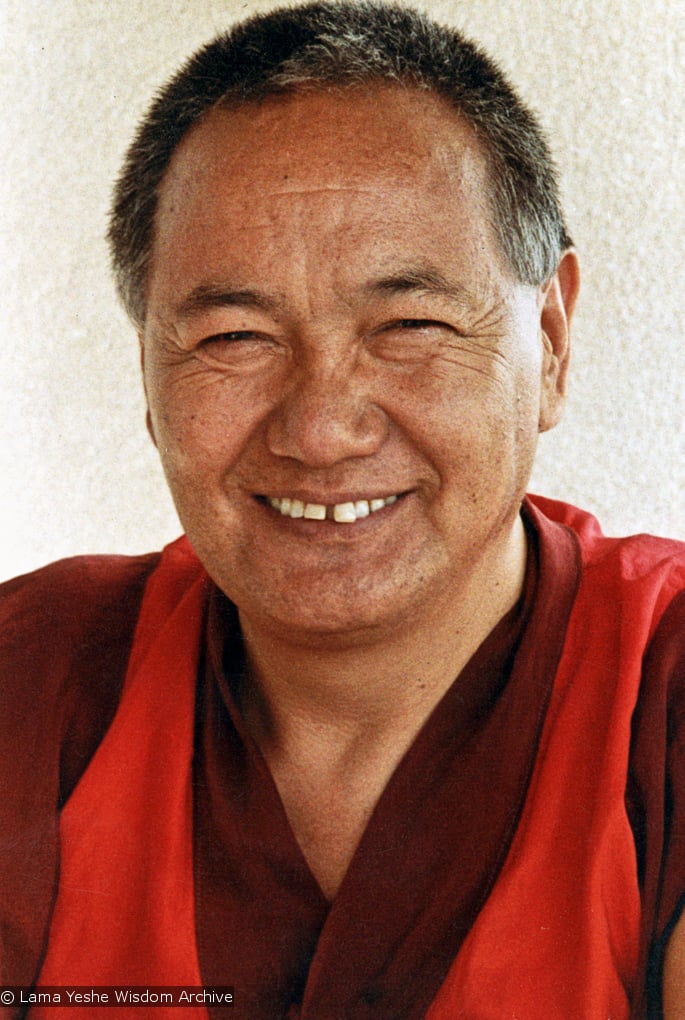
[257,489,409,504]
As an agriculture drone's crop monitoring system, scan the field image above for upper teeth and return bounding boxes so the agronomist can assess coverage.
[268,494,398,523]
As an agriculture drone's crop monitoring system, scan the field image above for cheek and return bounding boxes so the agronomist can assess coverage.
[395,360,539,501]
[385,365,510,452]
[146,366,267,470]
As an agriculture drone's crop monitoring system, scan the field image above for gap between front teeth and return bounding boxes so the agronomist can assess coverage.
[268,495,398,522]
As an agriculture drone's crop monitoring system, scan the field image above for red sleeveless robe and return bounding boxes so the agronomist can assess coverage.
[27,499,685,1017]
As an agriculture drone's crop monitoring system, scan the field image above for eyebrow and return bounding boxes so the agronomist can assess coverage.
[363,266,476,308]
[173,285,281,321]
[172,265,476,321]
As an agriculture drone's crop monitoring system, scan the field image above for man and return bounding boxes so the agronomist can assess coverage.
[1,2,684,1017]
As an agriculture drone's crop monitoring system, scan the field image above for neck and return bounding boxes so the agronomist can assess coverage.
[234,514,528,899]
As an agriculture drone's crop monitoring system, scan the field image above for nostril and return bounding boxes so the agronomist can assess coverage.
[265,378,387,467]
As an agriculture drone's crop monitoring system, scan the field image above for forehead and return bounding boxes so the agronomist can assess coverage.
[149,85,507,303]
[169,84,478,174]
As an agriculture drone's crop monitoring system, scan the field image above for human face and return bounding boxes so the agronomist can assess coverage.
[142,87,568,642]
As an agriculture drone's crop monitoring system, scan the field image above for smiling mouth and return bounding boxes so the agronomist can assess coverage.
[259,493,402,523]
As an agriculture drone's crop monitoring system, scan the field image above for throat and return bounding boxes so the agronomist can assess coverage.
[266,745,397,901]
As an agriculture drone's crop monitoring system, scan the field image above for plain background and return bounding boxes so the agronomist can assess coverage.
[2,0,684,581]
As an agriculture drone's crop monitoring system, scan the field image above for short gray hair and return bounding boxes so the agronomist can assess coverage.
[108,0,572,328]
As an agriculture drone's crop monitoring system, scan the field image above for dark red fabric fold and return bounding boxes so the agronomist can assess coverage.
[193,507,580,1018]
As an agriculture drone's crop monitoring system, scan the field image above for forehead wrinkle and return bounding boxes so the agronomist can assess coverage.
[264,183,391,197]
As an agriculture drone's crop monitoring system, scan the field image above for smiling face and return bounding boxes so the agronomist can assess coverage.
[142,86,572,643]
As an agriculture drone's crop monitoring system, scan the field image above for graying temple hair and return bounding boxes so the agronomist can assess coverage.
[108,0,572,328]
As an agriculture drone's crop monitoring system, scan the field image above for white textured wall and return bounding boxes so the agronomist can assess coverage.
[2,0,684,581]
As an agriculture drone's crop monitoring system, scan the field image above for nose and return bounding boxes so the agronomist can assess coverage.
[266,348,387,467]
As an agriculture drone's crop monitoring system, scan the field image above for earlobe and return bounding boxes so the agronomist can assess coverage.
[538,249,581,433]
[138,335,158,448]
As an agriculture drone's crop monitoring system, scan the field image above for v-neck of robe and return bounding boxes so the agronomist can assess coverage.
[193,503,581,1018]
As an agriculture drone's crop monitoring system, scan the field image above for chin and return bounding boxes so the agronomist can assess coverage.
[260,608,400,648]
[239,578,422,647]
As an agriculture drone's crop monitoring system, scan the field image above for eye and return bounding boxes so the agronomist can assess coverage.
[195,329,280,367]
[395,319,441,330]
[181,324,283,373]
[203,330,260,344]
[367,317,456,363]
[386,318,456,337]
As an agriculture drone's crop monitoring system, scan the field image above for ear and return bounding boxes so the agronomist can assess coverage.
[538,248,580,433]
[138,334,158,448]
